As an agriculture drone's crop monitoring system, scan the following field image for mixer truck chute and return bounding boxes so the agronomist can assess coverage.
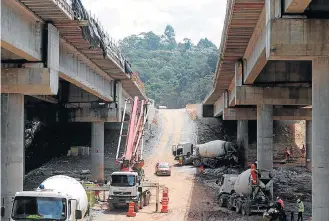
[1,175,89,221]
[217,169,274,216]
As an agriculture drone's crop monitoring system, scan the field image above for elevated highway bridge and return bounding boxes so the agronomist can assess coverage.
[1,0,149,218]
[202,0,329,219]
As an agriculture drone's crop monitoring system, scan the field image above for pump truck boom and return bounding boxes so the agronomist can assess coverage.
[108,96,152,212]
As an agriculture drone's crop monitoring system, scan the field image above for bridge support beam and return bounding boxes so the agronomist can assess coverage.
[1,67,59,95]
[237,120,248,169]
[305,120,312,171]
[1,94,24,220]
[312,57,329,220]
[91,122,105,182]
[257,104,273,196]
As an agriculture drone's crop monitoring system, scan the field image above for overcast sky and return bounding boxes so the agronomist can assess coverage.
[82,0,227,47]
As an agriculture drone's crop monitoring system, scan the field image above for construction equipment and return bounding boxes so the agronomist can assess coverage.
[108,96,152,212]
[1,175,89,221]
[172,140,238,168]
[217,169,274,216]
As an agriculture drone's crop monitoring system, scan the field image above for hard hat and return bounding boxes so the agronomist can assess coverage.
[277,197,280,200]
[297,199,301,203]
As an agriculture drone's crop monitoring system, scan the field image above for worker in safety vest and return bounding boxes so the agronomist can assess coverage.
[277,197,284,209]
[296,199,304,221]
[250,163,257,185]
[179,155,183,166]
[200,162,205,173]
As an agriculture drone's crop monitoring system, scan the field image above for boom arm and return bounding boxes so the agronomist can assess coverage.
[117,96,148,171]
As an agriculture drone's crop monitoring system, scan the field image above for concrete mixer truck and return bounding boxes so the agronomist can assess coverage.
[1,175,89,221]
[172,140,239,168]
[216,169,274,216]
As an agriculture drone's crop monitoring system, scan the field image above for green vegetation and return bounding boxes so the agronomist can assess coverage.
[119,25,218,108]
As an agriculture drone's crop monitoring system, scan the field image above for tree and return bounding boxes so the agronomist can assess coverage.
[119,25,218,108]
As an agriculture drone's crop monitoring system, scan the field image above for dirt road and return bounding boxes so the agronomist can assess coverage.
[93,109,218,221]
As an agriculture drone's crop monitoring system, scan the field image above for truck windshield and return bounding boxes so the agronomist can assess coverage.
[111,175,135,187]
[12,196,66,220]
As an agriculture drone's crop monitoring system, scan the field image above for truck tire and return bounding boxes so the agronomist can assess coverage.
[218,195,226,207]
[139,196,144,209]
[193,158,201,167]
[236,201,242,214]
[108,202,114,211]
[241,202,250,216]
[134,202,139,212]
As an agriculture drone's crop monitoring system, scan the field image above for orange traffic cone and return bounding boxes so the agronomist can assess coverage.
[161,195,168,213]
[126,201,136,217]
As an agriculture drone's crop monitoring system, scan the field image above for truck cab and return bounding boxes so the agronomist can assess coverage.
[216,174,238,207]
[172,142,194,160]
[108,171,140,207]
[5,189,83,221]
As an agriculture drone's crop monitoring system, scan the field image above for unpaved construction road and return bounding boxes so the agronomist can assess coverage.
[92,109,259,221]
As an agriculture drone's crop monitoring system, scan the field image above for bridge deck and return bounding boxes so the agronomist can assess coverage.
[204,0,264,104]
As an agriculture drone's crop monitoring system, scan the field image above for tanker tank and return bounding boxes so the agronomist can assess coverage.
[40,175,89,217]
[196,140,234,158]
[233,169,252,197]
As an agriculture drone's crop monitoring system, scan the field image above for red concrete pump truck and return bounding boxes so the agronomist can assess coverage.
[107,96,152,212]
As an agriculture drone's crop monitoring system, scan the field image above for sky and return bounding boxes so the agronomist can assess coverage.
[81,0,227,47]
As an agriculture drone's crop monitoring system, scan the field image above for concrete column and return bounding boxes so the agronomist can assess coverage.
[312,57,329,220]
[1,94,24,220]
[305,120,312,171]
[237,120,248,168]
[91,122,105,182]
[257,104,273,171]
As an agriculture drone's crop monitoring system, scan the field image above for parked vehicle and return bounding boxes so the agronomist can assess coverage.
[155,162,171,176]
[1,175,89,221]
[217,169,274,216]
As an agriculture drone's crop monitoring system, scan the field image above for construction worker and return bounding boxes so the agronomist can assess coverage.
[178,155,183,166]
[250,163,257,185]
[277,197,284,209]
[297,199,304,221]
[199,161,205,173]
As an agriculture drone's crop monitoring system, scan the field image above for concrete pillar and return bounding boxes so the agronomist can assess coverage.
[257,104,273,198]
[305,120,312,171]
[312,57,329,220]
[1,94,24,220]
[257,104,273,171]
[237,120,248,168]
[91,122,104,182]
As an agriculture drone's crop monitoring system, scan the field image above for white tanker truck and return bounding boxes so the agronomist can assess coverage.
[216,169,274,216]
[172,140,238,168]
[1,175,89,221]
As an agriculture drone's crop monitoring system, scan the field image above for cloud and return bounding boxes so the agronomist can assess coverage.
[81,0,226,47]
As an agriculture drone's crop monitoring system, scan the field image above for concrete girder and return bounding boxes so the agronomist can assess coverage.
[235,86,311,105]
[69,108,119,123]
[223,107,312,120]
[284,0,312,13]
[1,67,58,95]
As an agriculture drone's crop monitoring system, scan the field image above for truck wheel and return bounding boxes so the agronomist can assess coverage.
[193,159,201,167]
[241,203,250,216]
[108,202,114,211]
[218,195,225,207]
[139,197,144,209]
[236,201,242,214]
[227,199,233,211]
[134,202,139,212]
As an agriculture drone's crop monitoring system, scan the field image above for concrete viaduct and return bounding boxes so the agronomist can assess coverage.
[202,0,329,219]
[1,0,148,218]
